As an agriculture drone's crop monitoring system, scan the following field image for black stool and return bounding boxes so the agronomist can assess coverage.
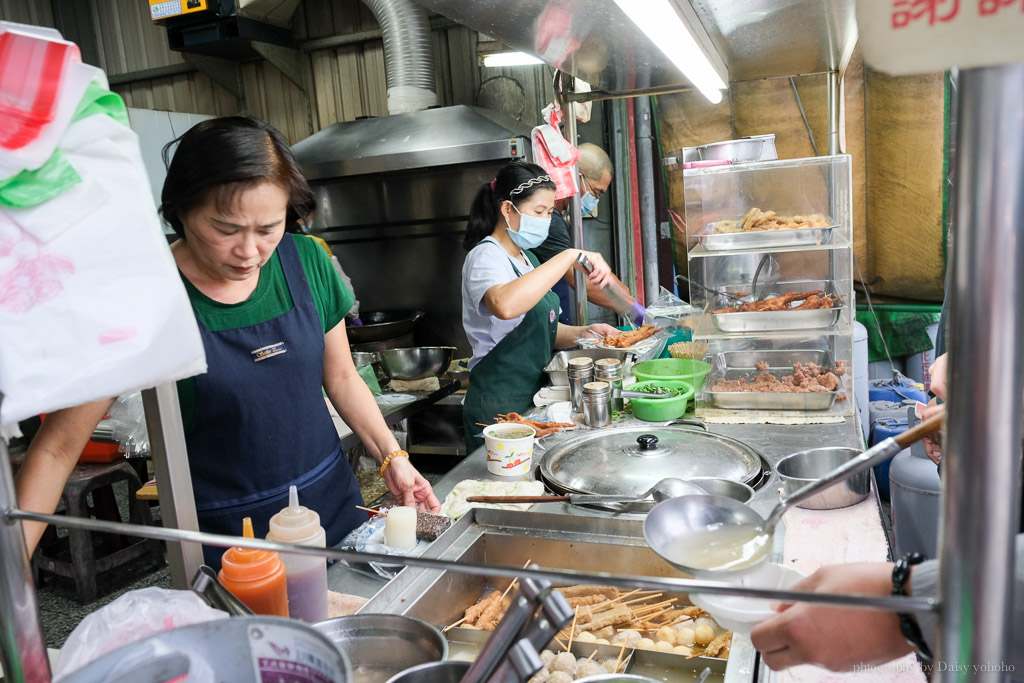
[31,459,163,603]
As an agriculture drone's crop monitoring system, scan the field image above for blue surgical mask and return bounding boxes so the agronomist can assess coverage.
[505,203,551,249]
[580,191,599,215]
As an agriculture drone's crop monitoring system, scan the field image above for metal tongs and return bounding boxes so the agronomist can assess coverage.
[575,253,637,329]
[191,565,253,616]
[460,574,574,682]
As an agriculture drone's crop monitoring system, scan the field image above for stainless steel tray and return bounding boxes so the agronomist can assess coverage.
[711,307,842,333]
[708,349,839,411]
[358,509,753,680]
[697,224,837,251]
[709,389,838,411]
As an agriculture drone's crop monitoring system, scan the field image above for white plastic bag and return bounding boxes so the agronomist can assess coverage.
[53,587,227,681]
[0,45,205,427]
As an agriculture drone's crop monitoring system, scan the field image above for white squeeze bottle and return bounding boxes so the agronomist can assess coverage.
[266,486,328,623]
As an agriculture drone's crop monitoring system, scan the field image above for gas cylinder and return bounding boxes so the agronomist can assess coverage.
[890,407,941,557]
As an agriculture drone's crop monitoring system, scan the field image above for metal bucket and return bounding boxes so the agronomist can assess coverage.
[314,614,447,683]
[60,616,352,682]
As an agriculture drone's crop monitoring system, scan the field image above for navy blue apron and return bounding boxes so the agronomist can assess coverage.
[186,233,364,567]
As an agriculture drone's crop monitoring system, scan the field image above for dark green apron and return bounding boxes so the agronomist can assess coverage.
[463,241,560,453]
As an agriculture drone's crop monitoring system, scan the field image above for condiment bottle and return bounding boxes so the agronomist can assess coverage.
[583,381,612,427]
[219,517,289,617]
[567,357,594,414]
[594,358,624,412]
[266,486,328,623]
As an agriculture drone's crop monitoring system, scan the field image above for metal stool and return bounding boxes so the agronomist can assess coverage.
[32,459,164,603]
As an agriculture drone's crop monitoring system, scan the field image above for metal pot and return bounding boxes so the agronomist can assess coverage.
[60,616,352,683]
[314,614,447,683]
[386,660,470,683]
[776,447,871,509]
[347,310,424,344]
[378,347,455,381]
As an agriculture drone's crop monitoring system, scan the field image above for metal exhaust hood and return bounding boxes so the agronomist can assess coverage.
[292,105,532,180]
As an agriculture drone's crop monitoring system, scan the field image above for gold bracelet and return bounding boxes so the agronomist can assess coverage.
[379,450,409,477]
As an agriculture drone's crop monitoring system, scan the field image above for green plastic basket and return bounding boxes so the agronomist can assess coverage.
[631,358,712,391]
[629,380,694,421]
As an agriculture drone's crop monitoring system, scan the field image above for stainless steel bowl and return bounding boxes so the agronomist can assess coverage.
[350,351,378,367]
[687,477,755,503]
[776,447,871,510]
[378,347,456,381]
[315,614,447,683]
[386,660,469,683]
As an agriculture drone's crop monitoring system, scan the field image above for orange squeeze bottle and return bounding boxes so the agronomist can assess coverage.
[218,517,289,617]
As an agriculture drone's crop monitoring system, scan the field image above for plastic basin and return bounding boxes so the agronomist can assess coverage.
[629,380,694,421]
[631,358,712,390]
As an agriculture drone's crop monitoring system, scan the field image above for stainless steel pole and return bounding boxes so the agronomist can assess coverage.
[635,95,659,304]
[937,62,1024,680]
[826,70,841,156]
[0,395,51,683]
[557,71,588,327]
[142,383,204,588]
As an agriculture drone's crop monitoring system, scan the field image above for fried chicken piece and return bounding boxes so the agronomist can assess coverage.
[494,413,574,437]
[603,324,659,348]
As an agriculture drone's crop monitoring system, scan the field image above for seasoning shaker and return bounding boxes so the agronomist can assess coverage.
[594,358,624,412]
[583,381,612,427]
[567,357,594,414]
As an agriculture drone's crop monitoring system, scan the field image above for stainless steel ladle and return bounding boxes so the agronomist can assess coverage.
[465,477,707,506]
[644,411,944,577]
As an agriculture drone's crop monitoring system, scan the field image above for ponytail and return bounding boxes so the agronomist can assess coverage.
[464,183,499,250]
[463,160,556,251]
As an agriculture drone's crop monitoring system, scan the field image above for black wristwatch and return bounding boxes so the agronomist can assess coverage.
[892,552,934,663]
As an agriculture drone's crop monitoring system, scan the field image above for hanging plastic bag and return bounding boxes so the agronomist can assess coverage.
[532,103,580,200]
[53,587,227,681]
[0,26,205,428]
[645,286,701,331]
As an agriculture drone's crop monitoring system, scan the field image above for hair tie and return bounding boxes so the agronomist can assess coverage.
[490,178,497,190]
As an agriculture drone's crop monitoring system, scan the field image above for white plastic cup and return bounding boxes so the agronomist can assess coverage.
[483,424,536,476]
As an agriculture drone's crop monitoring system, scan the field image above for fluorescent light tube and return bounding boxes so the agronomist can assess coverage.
[483,52,545,68]
[612,0,727,103]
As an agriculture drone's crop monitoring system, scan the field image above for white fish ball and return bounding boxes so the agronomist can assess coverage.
[637,637,657,650]
[575,631,597,643]
[548,672,573,683]
[540,650,555,666]
[674,644,694,656]
[694,624,715,646]
[577,660,604,678]
[595,638,611,645]
[655,640,675,653]
[552,651,577,674]
[655,626,677,645]
[675,627,696,646]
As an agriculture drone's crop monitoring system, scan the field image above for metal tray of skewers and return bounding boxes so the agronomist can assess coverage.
[707,349,842,411]
[697,223,837,251]
[359,508,751,682]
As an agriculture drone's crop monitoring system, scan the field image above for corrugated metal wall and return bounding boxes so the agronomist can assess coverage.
[0,1,558,144]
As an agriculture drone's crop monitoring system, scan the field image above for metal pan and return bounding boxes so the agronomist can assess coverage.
[708,349,841,411]
[709,389,838,411]
[697,224,837,251]
[711,307,842,333]
[347,310,424,344]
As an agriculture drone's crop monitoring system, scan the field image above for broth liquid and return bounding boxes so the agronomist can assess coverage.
[668,523,770,571]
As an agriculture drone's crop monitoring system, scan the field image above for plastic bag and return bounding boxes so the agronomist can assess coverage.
[644,287,701,331]
[0,28,206,428]
[106,392,149,457]
[53,587,227,681]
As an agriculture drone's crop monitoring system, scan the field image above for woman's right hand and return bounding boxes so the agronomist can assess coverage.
[576,250,615,289]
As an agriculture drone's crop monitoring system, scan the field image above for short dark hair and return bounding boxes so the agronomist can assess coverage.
[464,161,556,250]
[159,116,314,238]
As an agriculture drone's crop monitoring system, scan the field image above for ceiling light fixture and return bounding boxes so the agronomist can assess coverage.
[612,0,728,103]
[482,51,545,68]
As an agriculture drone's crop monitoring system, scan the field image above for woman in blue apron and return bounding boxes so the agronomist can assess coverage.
[460,161,619,453]
[15,117,440,566]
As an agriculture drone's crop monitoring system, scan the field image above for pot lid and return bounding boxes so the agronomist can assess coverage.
[540,426,763,497]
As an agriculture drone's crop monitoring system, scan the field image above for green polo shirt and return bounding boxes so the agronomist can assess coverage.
[177,234,354,431]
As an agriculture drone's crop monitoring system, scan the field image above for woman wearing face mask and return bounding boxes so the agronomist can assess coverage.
[460,161,619,452]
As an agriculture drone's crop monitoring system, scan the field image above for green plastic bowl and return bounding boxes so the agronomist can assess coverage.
[629,380,694,421]
[631,358,712,390]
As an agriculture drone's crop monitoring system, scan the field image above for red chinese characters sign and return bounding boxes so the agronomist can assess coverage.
[859,0,1024,74]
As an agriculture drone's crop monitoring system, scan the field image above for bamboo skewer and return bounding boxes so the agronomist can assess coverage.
[567,608,579,650]
[354,505,380,514]
[614,638,629,673]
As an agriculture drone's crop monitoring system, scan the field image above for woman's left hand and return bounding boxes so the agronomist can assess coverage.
[383,456,441,512]
[587,323,619,339]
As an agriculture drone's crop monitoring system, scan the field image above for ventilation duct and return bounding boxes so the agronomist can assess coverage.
[359,0,437,115]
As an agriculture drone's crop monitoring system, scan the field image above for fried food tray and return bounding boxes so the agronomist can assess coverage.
[697,224,837,251]
[358,508,752,682]
[707,349,839,411]
[711,307,842,333]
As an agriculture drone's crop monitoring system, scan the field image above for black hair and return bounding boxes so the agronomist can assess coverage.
[159,116,315,238]
[463,160,556,250]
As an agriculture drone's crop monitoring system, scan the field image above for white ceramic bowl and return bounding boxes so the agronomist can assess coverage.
[689,563,804,634]
[483,424,536,476]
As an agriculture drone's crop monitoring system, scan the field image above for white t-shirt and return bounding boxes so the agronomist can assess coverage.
[462,238,536,370]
